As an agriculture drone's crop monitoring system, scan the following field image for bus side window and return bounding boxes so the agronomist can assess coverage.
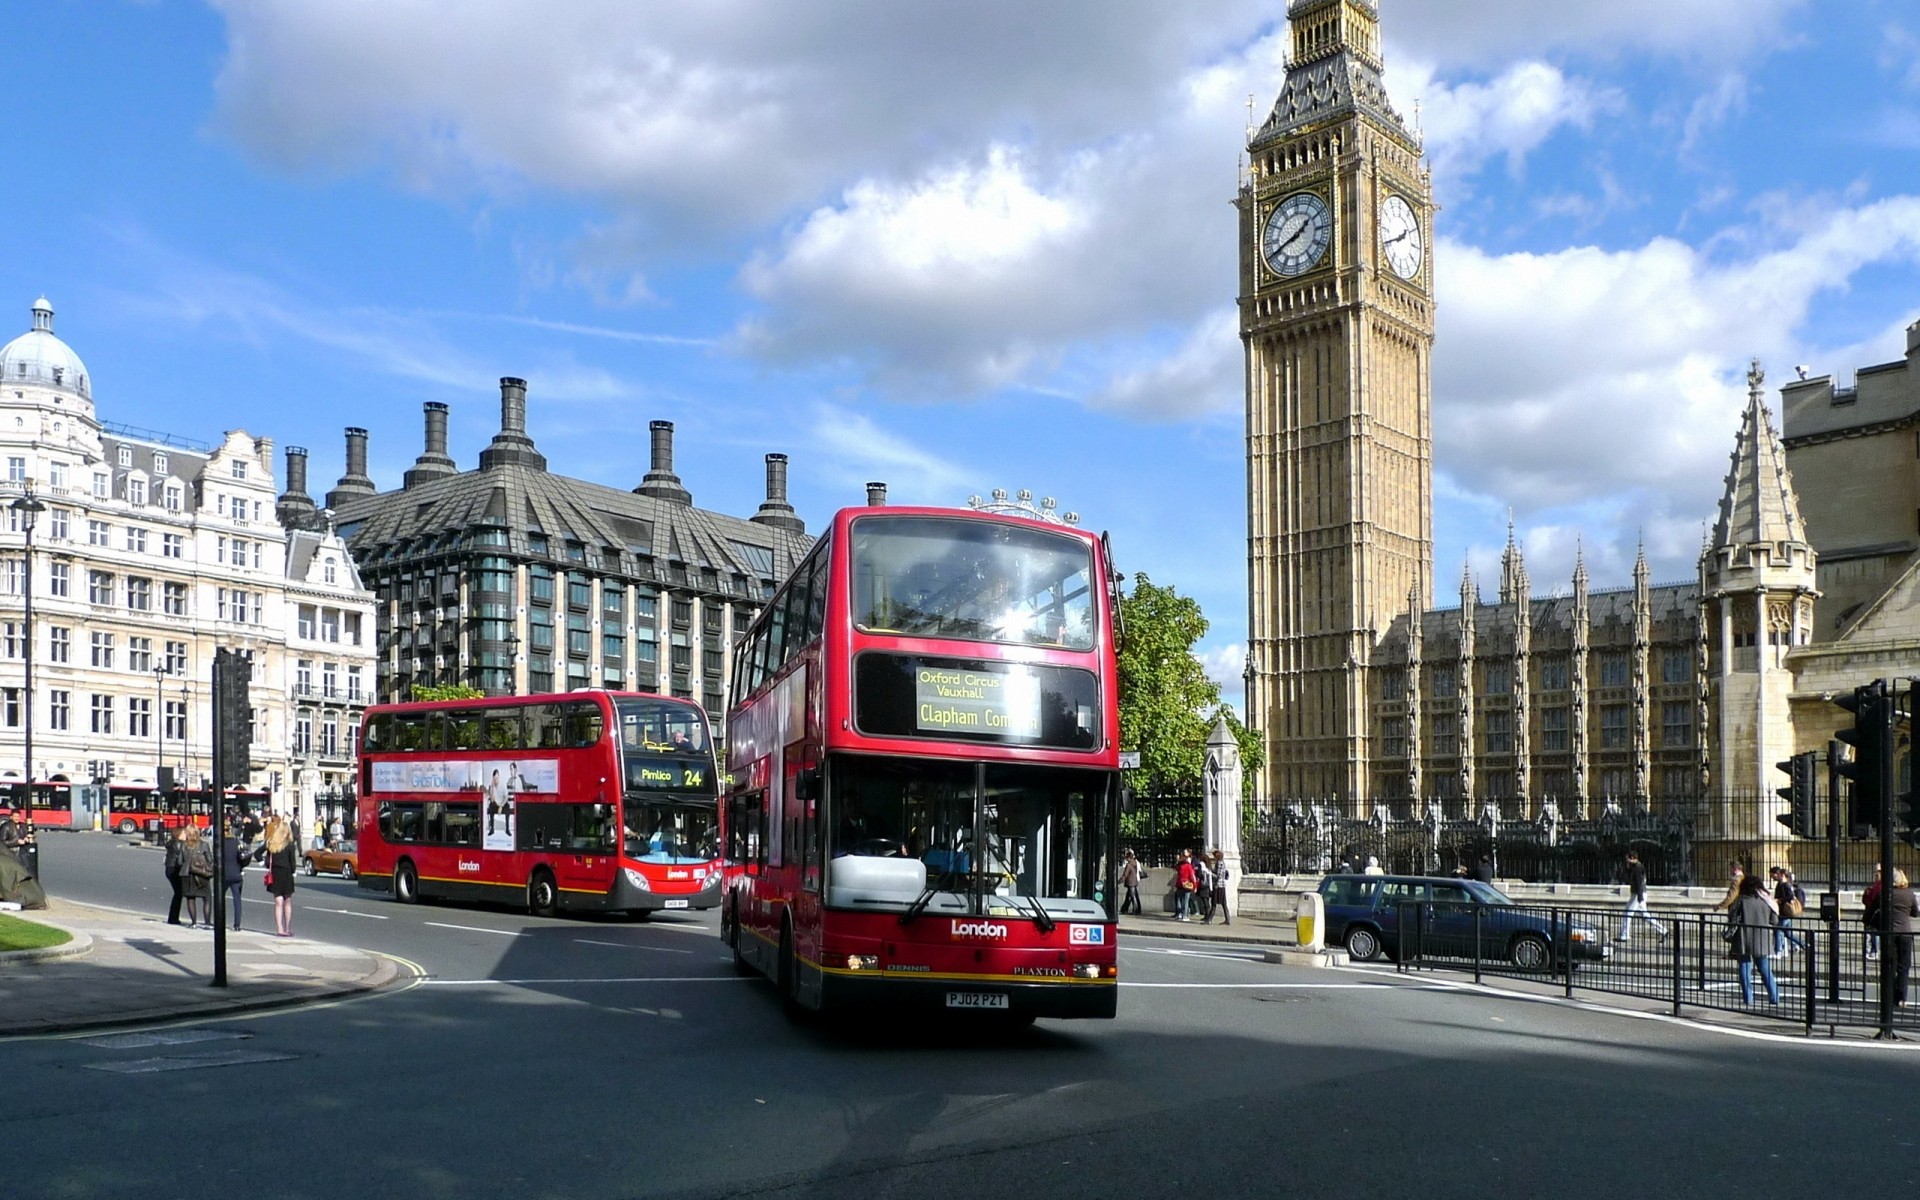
[482,709,525,750]
[529,704,566,749]
[563,703,604,748]
[363,712,390,752]
[448,715,483,751]
[446,803,480,845]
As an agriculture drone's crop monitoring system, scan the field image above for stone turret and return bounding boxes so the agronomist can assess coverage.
[635,421,691,504]
[478,378,547,472]
[749,453,805,533]
[276,446,324,532]
[325,427,376,509]
[404,402,458,488]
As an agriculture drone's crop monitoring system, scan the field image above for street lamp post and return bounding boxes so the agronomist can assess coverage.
[153,664,169,793]
[12,484,45,841]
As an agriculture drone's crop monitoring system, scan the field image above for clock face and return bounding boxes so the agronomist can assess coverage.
[1379,194,1423,280]
[1261,192,1332,278]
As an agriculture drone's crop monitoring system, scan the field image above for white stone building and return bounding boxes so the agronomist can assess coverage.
[0,297,375,836]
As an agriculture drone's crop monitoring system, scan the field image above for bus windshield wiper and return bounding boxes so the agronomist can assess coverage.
[899,869,965,926]
[1010,890,1055,933]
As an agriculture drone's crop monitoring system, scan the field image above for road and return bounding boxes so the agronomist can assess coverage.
[11,832,1920,1199]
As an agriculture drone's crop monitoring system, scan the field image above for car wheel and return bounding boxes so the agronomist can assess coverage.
[528,869,559,919]
[393,860,420,904]
[117,818,137,835]
[340,862,356,881]
[1510,932,1551,972]
[304,858,318,877]
[1345,925,1382,962]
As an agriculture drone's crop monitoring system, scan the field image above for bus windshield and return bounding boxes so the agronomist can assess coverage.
[624,801,718,864]
[613,697,711,755]
[851,516,1096,650]
[827,755,1111,915]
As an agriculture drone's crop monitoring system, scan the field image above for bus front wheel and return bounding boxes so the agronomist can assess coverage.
[528,869,558,919]
[393,860,420,904]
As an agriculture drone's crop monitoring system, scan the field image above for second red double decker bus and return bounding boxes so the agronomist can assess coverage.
[355,690,722,918]
[723,504,1123,1021]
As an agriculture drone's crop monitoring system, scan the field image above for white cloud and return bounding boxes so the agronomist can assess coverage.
[1382,0,1807,70]
[799,402,977,503]
[1090,308,1241,420]
[1198,641,1248,702]
[1401,60,1618,180]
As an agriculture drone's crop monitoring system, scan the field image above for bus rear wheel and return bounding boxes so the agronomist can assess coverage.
[727,901,753,976]
[528,869,558,919]
[116,818,136,835]
[393,860,419,904]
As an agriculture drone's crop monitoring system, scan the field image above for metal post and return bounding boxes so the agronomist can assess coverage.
[1876,680,1898,1040]
[153,665,166,796]
[1472,904,1483,986]
[1826,739,1842,1008]
[11,486,43,847]
[1672,914,1683,1018]
[1560,908,1573,999]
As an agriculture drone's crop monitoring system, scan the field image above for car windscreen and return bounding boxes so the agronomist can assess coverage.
[1466,880,1516,905]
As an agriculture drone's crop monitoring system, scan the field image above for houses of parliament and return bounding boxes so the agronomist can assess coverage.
[1241,0,1919,811]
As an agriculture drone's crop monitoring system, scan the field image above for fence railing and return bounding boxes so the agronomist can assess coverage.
[1384,900,1918,1036]
[1227,793,1918,891]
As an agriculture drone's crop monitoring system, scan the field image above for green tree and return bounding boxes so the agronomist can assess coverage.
[1118,574,1262,796]
[410,684,486,702]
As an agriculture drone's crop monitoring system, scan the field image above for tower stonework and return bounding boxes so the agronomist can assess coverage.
[1242,0,1434,800]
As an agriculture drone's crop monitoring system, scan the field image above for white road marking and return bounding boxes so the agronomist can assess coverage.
[307,907,388,920]
[424,921,524,937]
[575,939,692,955]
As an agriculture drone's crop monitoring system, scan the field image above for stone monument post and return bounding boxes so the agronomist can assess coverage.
[1204,716,1244,916]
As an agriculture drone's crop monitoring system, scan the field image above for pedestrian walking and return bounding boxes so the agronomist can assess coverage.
[1714,860,1746,912]
[220,820,249,931]
[1726,874,1781,1006]
[162,825,189,924]
[1193,849,1215,921]
[180,825,214,928]
[1770,866,1807,956]
[1362,855,1385,876]
[1615,850,1668,945]
[1205,849,1231,925]
[1174,849,1197,921]
[263,817,299,937]
[329,815,344,846]
[1472,855,1494,884]
[1119,850,1144,916]
[310,814,325,852]
[1866,868,1918,1008]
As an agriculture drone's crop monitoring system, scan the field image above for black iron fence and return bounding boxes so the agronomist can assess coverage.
[1237,793,1919,891]
[1386,900,1920,1035]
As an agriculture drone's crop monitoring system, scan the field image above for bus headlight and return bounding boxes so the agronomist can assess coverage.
[702,871,722,888]
[844,955,879,971]
[622,868,651,892]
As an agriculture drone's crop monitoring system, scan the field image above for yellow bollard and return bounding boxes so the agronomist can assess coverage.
[1295,891,1325,950]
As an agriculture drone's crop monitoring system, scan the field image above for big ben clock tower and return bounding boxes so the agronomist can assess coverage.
[1242,0,1434,802]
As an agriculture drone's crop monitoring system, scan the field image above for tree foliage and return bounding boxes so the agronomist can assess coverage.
[1117,574,1262,797]
[410,684,486,702]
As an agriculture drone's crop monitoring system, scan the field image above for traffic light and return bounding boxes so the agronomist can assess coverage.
[1775,751,1815,837]
[1835,682,1890,832]
[1898,680,1918,846]
[214,648,253,789]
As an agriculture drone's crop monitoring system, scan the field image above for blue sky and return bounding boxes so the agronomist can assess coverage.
[4,0,1917,700]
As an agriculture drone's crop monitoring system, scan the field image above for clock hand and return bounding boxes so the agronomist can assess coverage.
[1268,213,1308,249]
[1384,229,1413,247]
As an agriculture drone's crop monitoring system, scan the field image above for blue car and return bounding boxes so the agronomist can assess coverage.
[1317,874,1610,970]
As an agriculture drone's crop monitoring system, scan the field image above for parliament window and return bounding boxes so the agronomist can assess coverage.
[1600,705,1629,749]
[1541,657,1568,690]
[1541,706,1568,752]
[1599,653,1629,687]
[1662,701,1692,748]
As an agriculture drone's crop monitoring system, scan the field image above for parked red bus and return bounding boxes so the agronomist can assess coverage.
[355,690,722,918]
[722,505,1123,1021]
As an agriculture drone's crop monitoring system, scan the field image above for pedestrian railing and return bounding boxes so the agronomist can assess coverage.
[1391,901,1920,1036]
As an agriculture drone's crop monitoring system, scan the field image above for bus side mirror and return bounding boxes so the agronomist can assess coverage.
[795,767,822,801]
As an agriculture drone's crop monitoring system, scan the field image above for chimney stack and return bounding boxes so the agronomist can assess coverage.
[276,446,324,532]
[478,377,548,471]
[325,427,377,509]
[634,420,692,505]
[404,401,459,488]
[749,452,806,534]
[866,482,888,507]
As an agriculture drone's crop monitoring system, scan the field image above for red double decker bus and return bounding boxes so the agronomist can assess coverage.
[722,505,1123,1021]
[355,691,722,918]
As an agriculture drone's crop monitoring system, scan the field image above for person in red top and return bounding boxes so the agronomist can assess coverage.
[1174,849,1198,922]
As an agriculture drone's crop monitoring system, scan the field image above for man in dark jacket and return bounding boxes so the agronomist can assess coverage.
[1616,851,1668,945]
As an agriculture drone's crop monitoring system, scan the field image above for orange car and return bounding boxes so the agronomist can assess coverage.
[301,839,359,880]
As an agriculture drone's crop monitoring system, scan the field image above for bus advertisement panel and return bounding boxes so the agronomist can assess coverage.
[355,691,721,917]
[723,506,1123,1022]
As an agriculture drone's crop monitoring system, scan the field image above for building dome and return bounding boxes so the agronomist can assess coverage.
[0,298,90,399]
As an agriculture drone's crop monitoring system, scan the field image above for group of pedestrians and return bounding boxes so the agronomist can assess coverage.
[1117,847,1231,924]
[161,810,300,936]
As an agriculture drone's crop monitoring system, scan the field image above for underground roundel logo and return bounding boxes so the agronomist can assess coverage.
[1068,924,1106,945]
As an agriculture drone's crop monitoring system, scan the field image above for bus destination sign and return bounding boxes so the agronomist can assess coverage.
[914,666,1041,737]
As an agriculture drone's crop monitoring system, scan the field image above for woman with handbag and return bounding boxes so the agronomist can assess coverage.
[181,825,214,928]
[1726,874,1781,1006]
[262,817,299,937]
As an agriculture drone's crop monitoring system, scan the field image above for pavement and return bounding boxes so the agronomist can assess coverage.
[1118,907,1296,945]
[0,896,412,1037]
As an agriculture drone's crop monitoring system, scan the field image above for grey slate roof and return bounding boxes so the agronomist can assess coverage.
[331,459,811,591]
